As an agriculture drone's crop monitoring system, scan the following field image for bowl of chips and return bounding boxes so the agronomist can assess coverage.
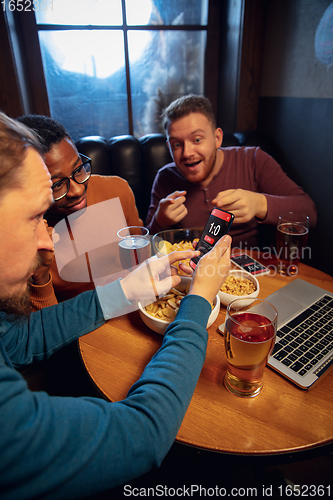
[218,270,259,308]
[152,228,202,275]
[138,276,220,335]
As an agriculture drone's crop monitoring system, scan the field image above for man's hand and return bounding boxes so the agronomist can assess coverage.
[154,190,187,229]
[212,189,267,223]
[29,221,54,286]
[120,249,200,302]
[189,234,231,304]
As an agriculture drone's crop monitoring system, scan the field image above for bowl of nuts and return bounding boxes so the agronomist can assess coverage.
[152,228,202,275]
[138,276,220,335]
[218,270,259,308]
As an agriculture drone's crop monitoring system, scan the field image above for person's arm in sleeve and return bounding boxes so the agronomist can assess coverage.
[254,148,317,227]
[2,282,125,367]
[0,237,231,499]
[145,172,168,233]
[28,272,58,310]
[6,250,201,367]
[28,221,59,310]
[0,294,209,499]
[212,148,317,228]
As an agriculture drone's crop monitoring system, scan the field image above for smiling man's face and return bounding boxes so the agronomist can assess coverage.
[44,137,89,221]
[166,112,223,187]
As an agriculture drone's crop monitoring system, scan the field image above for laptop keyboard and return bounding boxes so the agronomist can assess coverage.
[271,295,333,377]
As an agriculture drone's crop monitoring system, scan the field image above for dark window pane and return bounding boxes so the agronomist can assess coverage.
[126,0,208,26]
[35,1,208,139]
[36,0,122,26]
[38,30,128,141]
[129,30,206,136]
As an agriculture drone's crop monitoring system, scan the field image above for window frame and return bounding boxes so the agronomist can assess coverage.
[2,1,267,133]
[15,0,221,134]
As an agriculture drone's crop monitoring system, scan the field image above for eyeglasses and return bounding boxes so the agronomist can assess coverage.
[51,154,92,201]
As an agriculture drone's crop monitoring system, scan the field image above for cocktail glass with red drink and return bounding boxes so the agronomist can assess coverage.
[276,212,309,276]
[224,298,278,398]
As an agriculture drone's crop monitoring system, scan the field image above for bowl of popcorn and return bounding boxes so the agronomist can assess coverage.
[218,270,260,308]
[138,276,220,335]
[152,228,202,275]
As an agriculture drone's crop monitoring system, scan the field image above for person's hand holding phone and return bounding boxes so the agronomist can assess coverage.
[189,234,232,305]
[190,208,234,269]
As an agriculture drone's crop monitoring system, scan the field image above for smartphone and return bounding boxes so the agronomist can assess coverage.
[189,208,234,270]
[231,252,270,276]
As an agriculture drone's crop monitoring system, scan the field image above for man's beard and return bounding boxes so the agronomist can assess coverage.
[0,289,32,317]
[0,254,42,317]
[181,149,217,185]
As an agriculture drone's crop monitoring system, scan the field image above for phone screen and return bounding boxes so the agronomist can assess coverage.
[190,208,234,270]
[231,253,269,275]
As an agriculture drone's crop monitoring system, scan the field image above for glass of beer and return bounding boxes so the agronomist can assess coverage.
[224,298,278,398]
[117,226,151,270]
[276,212,309,276]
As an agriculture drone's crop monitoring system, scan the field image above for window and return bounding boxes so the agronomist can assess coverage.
[34,0,209,141]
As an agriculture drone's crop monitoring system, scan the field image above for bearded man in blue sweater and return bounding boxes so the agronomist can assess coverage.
[0,112,231,499]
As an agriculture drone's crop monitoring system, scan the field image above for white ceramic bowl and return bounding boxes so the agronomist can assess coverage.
[138,276,220,335]
[218,269,260,308]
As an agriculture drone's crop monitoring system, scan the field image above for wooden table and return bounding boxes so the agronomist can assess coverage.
[79,257,333,457]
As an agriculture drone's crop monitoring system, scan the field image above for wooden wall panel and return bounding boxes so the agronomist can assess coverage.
[16,10,50,116]
[0,8,24,117]
[236,0,268,130]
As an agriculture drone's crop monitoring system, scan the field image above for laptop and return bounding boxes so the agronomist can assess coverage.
[219,279,333,390]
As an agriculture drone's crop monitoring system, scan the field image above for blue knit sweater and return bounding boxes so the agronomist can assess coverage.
[0,280,209,499]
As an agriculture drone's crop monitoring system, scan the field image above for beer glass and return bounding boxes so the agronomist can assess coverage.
[276,212,309,276]
[224,298,278,398]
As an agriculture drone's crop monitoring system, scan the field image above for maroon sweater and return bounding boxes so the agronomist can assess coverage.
[146,147,317,248]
